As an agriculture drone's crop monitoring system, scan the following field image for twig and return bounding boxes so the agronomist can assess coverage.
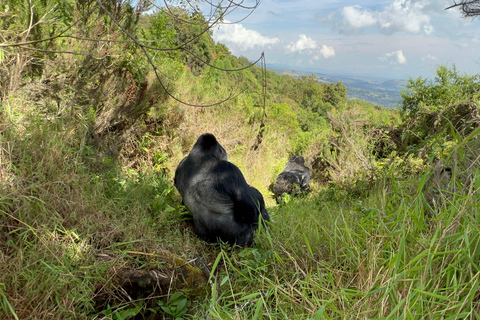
[95,0,240,107]
[0,4,99,48]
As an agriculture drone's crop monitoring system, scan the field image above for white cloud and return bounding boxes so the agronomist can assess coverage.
[342,5,377,28]
[331,0,436,35]
[423,24,434,35]
[379,0,432,34]
[287,35,335,61]
[314,45,336,60]
[286,34,317,53]
[380,50,407,64]
[213,21,279,50]
[422,54,437,61]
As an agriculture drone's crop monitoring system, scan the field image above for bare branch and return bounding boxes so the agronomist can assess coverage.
[19,45,92,56]
[59,34,265,72]
[0,4,99,48]
[2,20,265,74]
[446,0,480,17]
[2,0,265,108]
[95,0,240,108]
[181,48,264,71]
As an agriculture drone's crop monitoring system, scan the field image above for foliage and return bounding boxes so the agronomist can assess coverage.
[267,103,300,133]
[158,292,191,319]
[200,133,480,318]
[398,65,480,158]
[141,11,177,61]
[4,1,480,319]
[400,65,480,121]
[164,7,216,74]
[374,152,426,178]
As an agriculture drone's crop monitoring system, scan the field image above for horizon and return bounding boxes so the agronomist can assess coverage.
[266,62,408,81]
[207,0,480,81]
[266,64,406,109]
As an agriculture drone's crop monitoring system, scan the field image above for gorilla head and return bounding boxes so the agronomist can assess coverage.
[273,155,311,203]
[174,133,269,246]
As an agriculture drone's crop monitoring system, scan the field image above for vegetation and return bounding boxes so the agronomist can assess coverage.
[1,0,480,319]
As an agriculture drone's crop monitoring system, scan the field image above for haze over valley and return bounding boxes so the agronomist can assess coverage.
[271,66,406,109]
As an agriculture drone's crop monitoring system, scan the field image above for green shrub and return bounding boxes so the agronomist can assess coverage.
[401,65,480,126]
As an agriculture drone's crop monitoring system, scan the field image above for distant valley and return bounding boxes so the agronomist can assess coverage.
[270,67,407,109]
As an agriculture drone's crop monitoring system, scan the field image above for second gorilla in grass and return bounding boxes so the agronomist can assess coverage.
[273,156,311,203]
[174,133,269,246]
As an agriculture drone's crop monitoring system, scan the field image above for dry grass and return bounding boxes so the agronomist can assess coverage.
[160,98,294,206]
[2,35,479,319]
[2,92,480,319]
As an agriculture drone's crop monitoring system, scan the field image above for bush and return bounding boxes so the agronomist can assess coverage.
[400,65,480,122]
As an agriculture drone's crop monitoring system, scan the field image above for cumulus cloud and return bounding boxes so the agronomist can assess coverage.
[327,0,436,35]
[314,45,336,60]
[287,35,335,60]
[213,21,279,50]
[286,34,317,53]
[380,50,407,64]
[379,0,432,34]
[341,5,377,28]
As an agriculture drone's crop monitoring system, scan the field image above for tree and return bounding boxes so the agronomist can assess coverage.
[446,1,480,17]
[400,65,480,121]
[0,0,267,153]
[0,0,263,107]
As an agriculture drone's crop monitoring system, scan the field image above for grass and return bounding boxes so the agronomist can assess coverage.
[1,79,480,320]
[1,5,478,317]
[196,171,480,319]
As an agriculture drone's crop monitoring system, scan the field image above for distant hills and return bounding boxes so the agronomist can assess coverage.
[270,67,407,109]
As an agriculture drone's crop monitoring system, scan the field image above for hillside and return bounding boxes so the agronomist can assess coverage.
[1,2,480,319]
[271,67,406,109]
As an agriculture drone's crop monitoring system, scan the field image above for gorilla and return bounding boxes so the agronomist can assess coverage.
[174,133,270,246]
[273,156,311,202]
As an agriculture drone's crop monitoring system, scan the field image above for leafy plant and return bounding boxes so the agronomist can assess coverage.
[101,304,143,320]
[158,292,191,320]
[0,283,19,320]
[400,65,480,121]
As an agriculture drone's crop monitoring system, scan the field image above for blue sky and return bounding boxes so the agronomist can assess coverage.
[209,0,480,80]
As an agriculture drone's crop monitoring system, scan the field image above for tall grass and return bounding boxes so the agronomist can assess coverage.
[195,141,480,319]
[2,93,479,319]
[1,51,479,319]
[0,101,201,319]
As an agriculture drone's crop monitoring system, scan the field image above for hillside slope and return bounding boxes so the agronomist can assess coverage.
[271,67,405,109]
[1,2,480,319]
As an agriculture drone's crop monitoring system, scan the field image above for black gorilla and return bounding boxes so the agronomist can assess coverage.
[174,133,270,246]
[273,156,311,202]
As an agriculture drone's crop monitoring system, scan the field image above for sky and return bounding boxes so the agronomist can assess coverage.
[208,0,480,80]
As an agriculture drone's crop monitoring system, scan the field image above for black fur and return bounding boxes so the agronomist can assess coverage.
[273,156,311,202]
[174,133,269,246]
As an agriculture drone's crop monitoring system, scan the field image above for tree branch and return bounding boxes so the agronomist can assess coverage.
[95,0,240,108]
[445,0,480,17]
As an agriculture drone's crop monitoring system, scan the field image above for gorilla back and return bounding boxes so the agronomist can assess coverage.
[273,155,311,202]
[174,133,269,246]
